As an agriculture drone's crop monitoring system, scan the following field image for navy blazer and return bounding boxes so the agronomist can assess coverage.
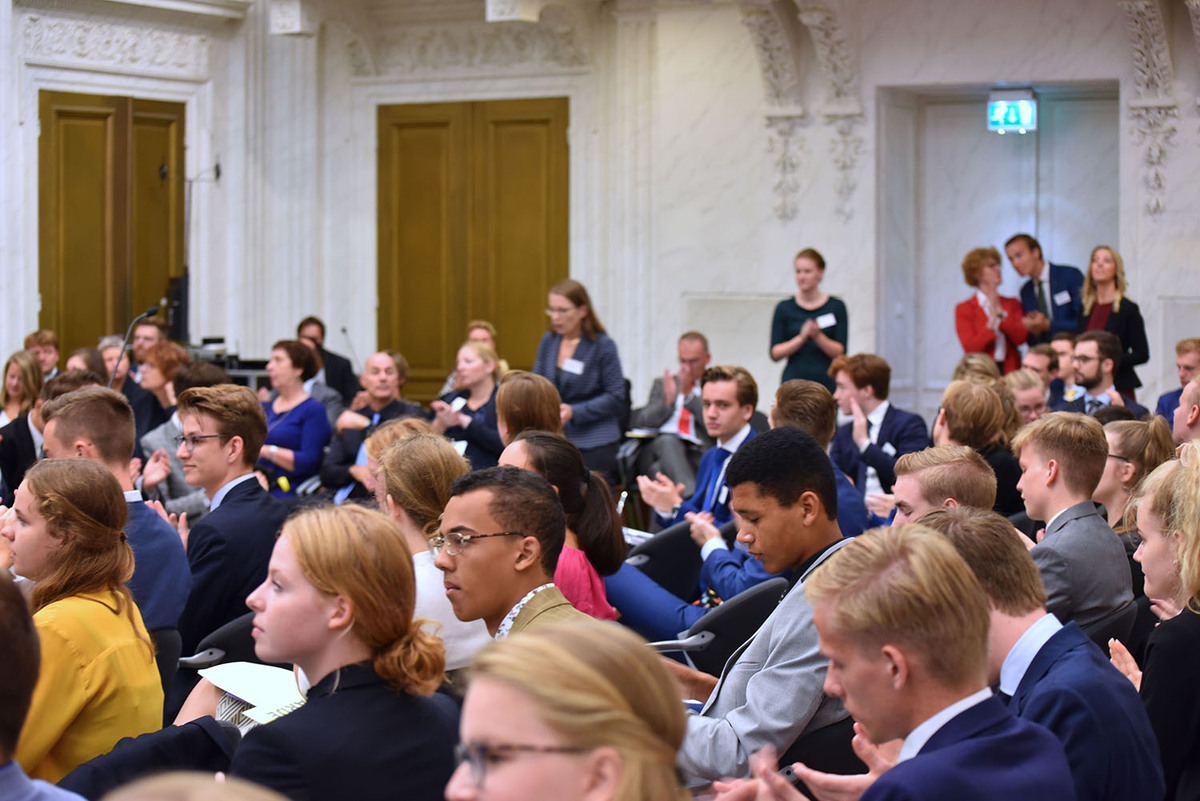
[1053,394,1150,420]
[864,696,1075,801]
[658,429,757,528]
[0,414,37,507]
[828,405,927,495]
[532,332,626,450]
[230,663,459,801]
[178,478,289,654]
[319,400,428,499]
[1010,621,1164,801]
[126,500,193,631]
[1156,387,1182,420]
[1020,262,1085,345]
[1078,297,1150,391]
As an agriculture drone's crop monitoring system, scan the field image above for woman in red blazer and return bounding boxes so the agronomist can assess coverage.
[955,246,1028,375]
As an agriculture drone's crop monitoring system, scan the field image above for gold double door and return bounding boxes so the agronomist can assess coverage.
[38,91,185,360]
[377,97,569,402]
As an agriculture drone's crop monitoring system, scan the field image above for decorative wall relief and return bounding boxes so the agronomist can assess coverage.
[1185,0,1200,114]
[738,0,807,222]
[796,2,864,222]
[766,113,806,221]
[375,6,587,75]
[20,12,209,76]
[1117,0,1178,216]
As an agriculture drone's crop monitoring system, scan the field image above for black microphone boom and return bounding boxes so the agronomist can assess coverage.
[108,304,161,388]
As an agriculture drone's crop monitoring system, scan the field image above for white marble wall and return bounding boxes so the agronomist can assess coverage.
[1,0,1197,410]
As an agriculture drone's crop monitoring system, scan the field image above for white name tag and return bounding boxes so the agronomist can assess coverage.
[718,485,729,505]
[1053,290,1071,307]
[882,442,897,457]
[452,440,469,456]
[816,313,837,329]
[562,358,585,375]
[449,396,467,412]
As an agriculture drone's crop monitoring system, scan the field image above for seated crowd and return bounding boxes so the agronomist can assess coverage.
[0,284,1198,801]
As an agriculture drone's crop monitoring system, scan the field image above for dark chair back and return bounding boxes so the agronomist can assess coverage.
[1080,598,1138,652]
[625,519,703,601]
[683,577,788,676]
[778,716,865,799]
[178,611,260,670]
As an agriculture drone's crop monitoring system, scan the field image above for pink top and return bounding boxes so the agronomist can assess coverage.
[554,546,617,620]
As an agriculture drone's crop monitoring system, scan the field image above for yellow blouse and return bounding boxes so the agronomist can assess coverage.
[16,590,163,782]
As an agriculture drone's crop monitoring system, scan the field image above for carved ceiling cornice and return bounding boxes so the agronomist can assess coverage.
[1117,0,1177,216]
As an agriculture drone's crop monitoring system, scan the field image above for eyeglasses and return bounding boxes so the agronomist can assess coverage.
[545,306,576,317]
[173,434,230,452]
[454,742,587,787]
[1072,355,1099,364]
[428,530,524,557]
[1107,452,1132,462]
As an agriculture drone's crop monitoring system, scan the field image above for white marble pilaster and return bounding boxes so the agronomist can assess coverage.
[607,2,656,391]
[0,0,24,351]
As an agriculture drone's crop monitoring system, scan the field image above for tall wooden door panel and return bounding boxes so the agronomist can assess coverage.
[378,98,568,402]
[38,91,184,359]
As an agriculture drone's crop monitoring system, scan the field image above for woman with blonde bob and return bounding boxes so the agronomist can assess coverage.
[375,431,491,672]
[1109,443,1200,801]
[2,459,161,782]
[496,370,564,444]
[230,504,458,801]
[446,619,689,801]
[432,341,504,470]
[1078,245,1149,398]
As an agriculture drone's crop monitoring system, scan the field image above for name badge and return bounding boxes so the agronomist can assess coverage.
[449,396,467,412]
[452,440,469,456]
[1053,290,1071,307]
[718,485,729,505]
[881,442,897,457]
[562,358,585,375]
[816,312,837,329]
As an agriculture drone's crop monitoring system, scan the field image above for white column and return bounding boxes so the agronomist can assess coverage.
[607,1,656,389]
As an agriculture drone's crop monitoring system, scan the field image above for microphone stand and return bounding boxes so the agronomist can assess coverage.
[109,305,160,389]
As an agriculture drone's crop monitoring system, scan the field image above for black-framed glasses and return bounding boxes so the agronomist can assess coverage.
[454,742,587,787]
[428,530,524,557]
[1107,452,1133,462]
[173,434,230,452]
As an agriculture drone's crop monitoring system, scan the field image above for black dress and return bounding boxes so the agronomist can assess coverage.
[1140,607,1200,801]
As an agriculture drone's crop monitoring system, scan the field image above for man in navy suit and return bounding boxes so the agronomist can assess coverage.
[1156,337,1200,421]
[774,525,1074,801]
[39,387,191,633]
[637,365,758,529]
[827,354,927,502]
[1052,331,1149,418]
[174,384,288,655]
[1006,233,1084,346]
[921,507,1164,801]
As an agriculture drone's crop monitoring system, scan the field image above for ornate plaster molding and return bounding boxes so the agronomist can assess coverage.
[374,7,587,75]
[766,113,806,221]
[796,2,864,221]
[1117,0,1178,216]
[737,0,806,114]
[16,0,251,20]
[1185,0,1200,112]
[20,11,209,76]
[269,0,319,36]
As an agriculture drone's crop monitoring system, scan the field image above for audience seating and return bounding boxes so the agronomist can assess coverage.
[625,520,737,601]
[649,577,788,676]
[178,611,260,671]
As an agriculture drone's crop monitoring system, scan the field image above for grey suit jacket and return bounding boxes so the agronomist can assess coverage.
[140,416,210,523]
[1030,501,1132,628]
[678,538,851,783]
[629,377,714,449]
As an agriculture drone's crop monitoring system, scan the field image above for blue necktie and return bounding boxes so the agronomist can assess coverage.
[702,448,732,513]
